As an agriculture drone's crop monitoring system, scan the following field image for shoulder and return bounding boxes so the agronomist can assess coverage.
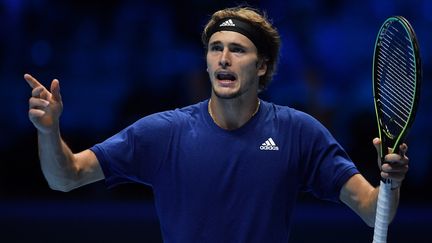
[133,101,205,129]
[262,101,323,129]
[174,100,206,120]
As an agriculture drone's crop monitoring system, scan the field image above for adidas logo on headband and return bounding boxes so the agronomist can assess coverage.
[206,17,264,52]
[219,19,235,27]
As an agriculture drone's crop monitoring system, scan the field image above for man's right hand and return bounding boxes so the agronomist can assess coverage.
[24,74,63,134]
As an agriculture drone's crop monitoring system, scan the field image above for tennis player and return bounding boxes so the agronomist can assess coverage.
[25,6,409,242]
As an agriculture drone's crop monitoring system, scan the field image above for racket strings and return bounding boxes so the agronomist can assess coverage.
[387,26,415,60]
[378,44,415,85]
[382,27,416,82]
[376,67,412,117]
[375,22,416,135]
[377,63,413,111]
[380,27,416,84]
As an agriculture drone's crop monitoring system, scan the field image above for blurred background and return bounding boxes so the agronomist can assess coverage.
[1,0,431,242]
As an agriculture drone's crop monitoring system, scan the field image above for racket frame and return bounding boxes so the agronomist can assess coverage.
[372,15,422,157]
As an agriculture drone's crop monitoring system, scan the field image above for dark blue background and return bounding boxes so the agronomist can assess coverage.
[1,0,431,242]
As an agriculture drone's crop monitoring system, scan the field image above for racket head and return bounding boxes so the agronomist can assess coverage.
[372,16,422,156]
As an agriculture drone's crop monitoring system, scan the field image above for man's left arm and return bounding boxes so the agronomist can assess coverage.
[339,138,409,227]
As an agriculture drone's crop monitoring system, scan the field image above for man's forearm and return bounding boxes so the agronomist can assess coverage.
[37,129,78,191]
[340,174,401,227]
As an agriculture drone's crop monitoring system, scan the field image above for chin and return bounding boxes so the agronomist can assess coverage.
[213,88,243,99]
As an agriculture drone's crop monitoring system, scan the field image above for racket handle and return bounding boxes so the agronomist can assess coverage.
[373,179,392,243]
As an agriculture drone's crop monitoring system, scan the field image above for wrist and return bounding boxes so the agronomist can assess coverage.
[390,180,402,190]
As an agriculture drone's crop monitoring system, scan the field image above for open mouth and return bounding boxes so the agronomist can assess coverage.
[215,71,237,82]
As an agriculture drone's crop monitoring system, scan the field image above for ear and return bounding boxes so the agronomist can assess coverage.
[257,58,268,77]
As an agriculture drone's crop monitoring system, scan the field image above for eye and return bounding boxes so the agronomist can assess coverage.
[231,46,245,53]
[210,45,223,52]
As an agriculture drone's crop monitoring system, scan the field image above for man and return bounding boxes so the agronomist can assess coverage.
[25,6,408,242]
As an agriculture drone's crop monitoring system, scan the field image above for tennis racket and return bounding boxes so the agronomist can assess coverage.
[372,16,421,243]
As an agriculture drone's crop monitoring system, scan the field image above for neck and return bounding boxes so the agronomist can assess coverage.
[208,96,260,130]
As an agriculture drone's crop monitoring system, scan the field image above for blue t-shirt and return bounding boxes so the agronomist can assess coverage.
[90,99,359,243]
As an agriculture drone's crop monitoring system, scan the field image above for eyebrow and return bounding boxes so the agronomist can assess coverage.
[209,40,248,49]
[208,40,223,47]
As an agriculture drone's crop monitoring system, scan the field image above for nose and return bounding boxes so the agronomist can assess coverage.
[219,49,231,68]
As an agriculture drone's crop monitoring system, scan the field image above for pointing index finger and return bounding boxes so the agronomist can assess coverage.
[24,74,42,89]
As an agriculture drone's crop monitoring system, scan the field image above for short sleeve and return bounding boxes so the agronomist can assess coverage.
[90,111,175,188]
[297,113,359,202]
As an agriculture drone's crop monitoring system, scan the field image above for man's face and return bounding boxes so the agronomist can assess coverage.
[206,31,267,99]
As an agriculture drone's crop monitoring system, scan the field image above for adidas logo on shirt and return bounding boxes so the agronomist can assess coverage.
[260,137,279,151]
[220,19,235,27]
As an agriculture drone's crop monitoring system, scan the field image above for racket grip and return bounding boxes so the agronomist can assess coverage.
[373,179,392,243]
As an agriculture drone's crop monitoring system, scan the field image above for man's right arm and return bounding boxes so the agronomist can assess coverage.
[25,74,104,192]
